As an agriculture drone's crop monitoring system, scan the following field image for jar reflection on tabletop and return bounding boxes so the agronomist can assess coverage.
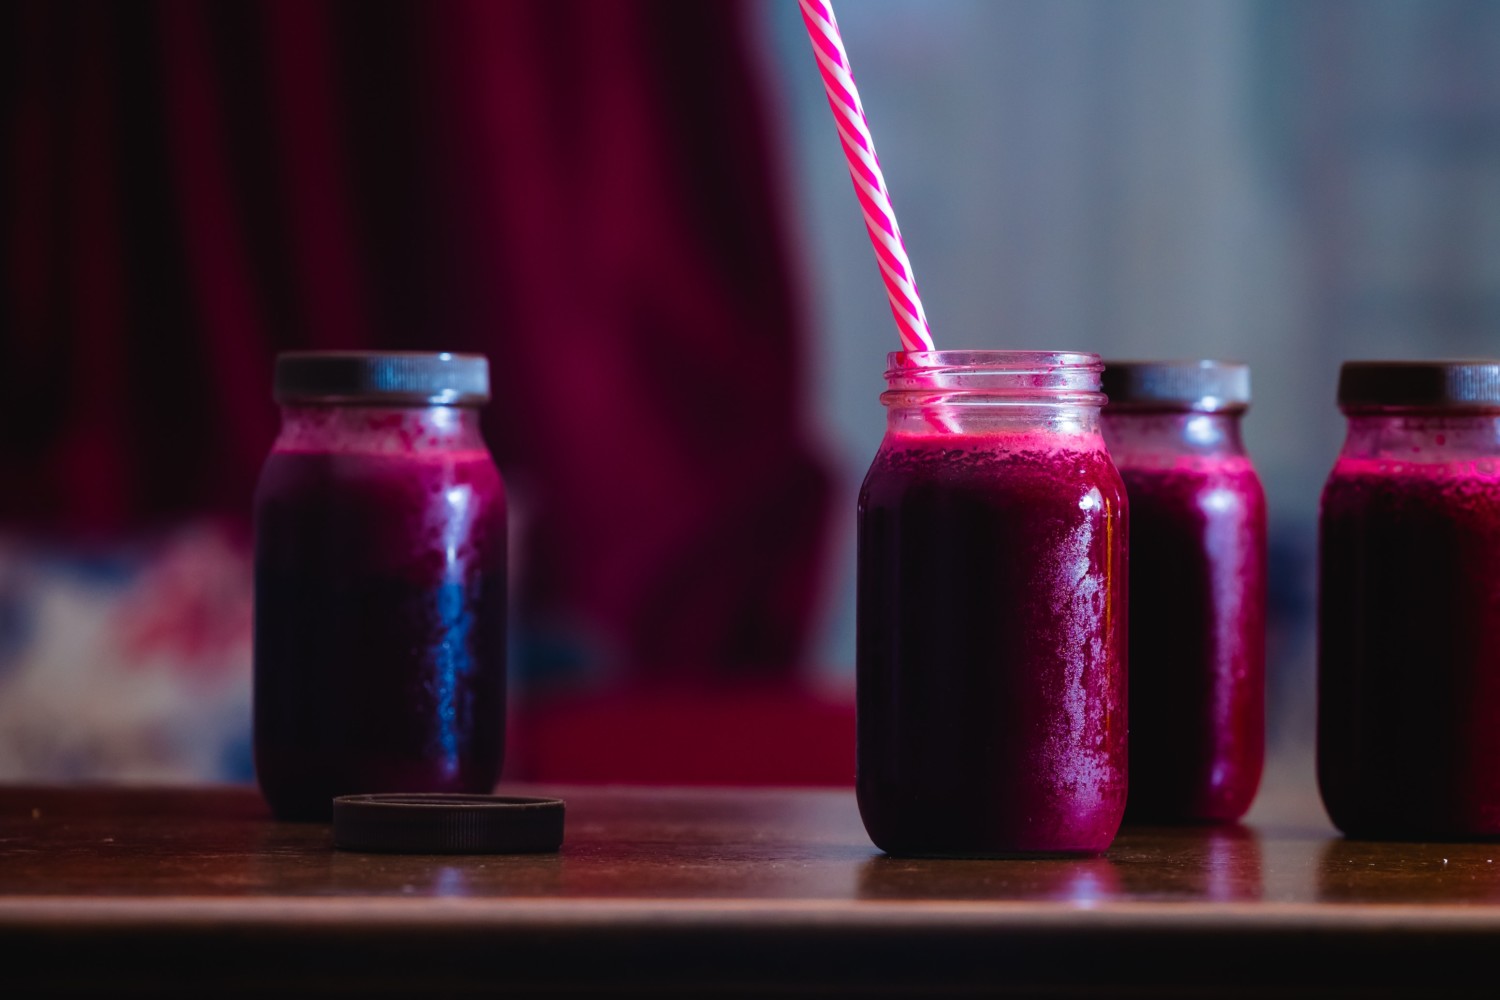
[856,351,1128,857]
[1318,360,1500,840]
[1101,361,1267,825]
[253,352,507,822]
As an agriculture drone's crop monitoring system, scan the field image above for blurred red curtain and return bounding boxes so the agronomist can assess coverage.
[0,1,835,709]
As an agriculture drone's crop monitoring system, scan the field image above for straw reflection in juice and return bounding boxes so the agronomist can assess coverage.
[254,444,507,821]
[856,430,1128,856]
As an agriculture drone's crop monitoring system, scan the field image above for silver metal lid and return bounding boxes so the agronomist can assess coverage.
[1102,360,1250,412]
[1337,360,1500,412]
[274,352,490,406]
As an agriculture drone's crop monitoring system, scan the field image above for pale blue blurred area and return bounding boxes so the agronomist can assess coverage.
[752,0,1500,791]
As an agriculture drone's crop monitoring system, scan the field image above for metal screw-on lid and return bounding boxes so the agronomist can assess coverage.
[1337,360,1500,412]
[332,794,565,854]
[1101,360,1250,412]
[274,351,490,406]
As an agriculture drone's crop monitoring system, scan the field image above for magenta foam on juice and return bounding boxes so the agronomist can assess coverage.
[1318,360,1500,840]
[253,353,507,821]
[1101,361,1266,824]
[857,351,1127,856]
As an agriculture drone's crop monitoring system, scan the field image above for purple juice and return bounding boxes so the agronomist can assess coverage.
[254,444,507,821]
[1120,455,1266,823]
[1318,457,1500,839]
[856,431,1128,856]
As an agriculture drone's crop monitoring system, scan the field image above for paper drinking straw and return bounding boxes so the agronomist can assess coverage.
[799,0,935,354]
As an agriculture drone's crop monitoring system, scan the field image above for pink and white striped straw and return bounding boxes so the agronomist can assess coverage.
[799,0,935,354]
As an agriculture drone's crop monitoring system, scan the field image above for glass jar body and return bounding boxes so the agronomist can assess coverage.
[253,405,508,821]
[1102,410,1266,823]
[856,353,1128,856]
[1318,411,1500,839]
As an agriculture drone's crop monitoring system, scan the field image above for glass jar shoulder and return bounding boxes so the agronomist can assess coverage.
[1320,454,1500,521]
[1117,453,1265,523]
[860,430,1125,512]
[257,405,502,506]
[1324,410,1500,523]
[254,408,506,579]
[254,445,503,510]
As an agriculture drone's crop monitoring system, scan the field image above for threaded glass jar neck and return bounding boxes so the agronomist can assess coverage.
[882,351,1105,406]
[881,351,1106,439]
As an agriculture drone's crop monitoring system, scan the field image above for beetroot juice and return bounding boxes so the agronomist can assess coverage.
[857,352,1128,857]
[253,353,506,821]
[1102,362,1265,824]
[1318,361,1500,839]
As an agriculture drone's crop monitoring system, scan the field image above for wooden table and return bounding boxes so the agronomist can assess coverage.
[2,784,1498,997]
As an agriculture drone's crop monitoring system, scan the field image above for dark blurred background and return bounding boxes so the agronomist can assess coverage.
[3,1,1498,811]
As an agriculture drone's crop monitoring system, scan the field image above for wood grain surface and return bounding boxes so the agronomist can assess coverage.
[3,784,1499,996]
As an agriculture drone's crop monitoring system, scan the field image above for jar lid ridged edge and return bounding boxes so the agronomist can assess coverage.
[1338,360,1500,411]
[1101,360,1250,412]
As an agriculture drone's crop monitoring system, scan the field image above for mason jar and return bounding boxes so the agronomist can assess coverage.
[253,352,507,821]
[856,350,1128,856]
[1319,360,1500,839]
[1102,360,1266,824]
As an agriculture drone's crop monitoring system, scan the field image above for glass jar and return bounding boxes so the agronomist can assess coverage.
[856,351,1128,856]
[1318,360,1500,839]
[253,352,508,821]
[1101,360,1266,824]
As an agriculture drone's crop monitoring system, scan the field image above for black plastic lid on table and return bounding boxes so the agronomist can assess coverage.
[1101,360,1251,413]
[332,794,565,854]
[1337,360,1500,412]
[274,351,491,406]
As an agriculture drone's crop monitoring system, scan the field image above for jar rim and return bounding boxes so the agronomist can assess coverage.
[883,350,1104,403]
[888,350,1102,375]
